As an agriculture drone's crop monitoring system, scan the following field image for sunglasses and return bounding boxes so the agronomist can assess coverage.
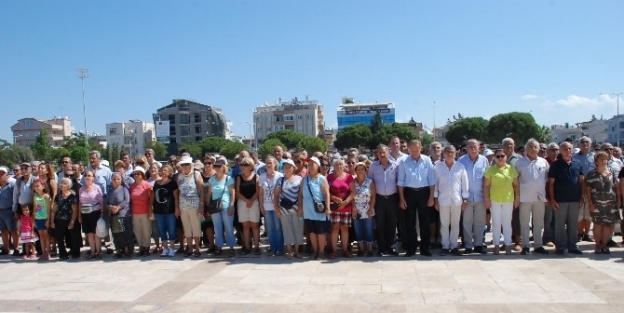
[204,162,212,165]
[294,160,302,164]
[214,165,223,168]
[136,161,145,164]
[495,155,506,159]
[240,164,251,167]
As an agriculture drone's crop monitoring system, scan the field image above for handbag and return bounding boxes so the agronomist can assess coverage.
[110,216,125,233]
[278,177,298,211]
[205,176,228,215]
[306,176,326,214]
[81,204,93,214]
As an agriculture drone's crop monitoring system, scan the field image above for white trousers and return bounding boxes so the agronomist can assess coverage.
[439,204,462,249]
[490,202,513,246]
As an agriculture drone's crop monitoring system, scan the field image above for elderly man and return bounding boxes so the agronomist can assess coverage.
[573,137,594,242]
[502,137,523,251]
[389,136,407,162]
[433,146,469,256]
[429,142,443,164]
[368,144,400,256]
[458,139,489,254]
[398,140,435,257]
[515,139,549,255]
[548,142,584,255]
[84,151,112,196]
[0,166,18,256]
[57,156,73,181]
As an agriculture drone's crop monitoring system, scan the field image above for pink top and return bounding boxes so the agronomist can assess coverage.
[327,172,354,213]
[20,215,34,234]
[79,185,103,211]
[130,180,152,215]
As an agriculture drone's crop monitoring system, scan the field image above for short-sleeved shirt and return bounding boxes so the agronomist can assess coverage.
[153,179,178,215]
[54,192,77,221]
[209,176,235,209]
[277,175,302,214]
[79,185,103,211]
[130,180,152,215]
[302,175,328,221]
[327,173,354,213]
[34,194,50,220]
[484,164,518,203]
[515,156,549,202]
[259,172,283,211]
[548,158,583,203]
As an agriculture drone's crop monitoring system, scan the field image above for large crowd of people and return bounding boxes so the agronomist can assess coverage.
[0,135,621,262]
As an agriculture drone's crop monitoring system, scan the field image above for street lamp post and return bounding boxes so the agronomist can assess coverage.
[601,92,623,146]
[77,68,89,146]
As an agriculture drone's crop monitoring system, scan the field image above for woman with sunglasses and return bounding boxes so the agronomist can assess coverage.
[129,167,153,256]
[293,153,308,177]
[201,156,217,253]
[484,149,520,255]
[79,170,104,259]
[274,159,303,258]
[236,157,261,255]
[208,158,236,256]
[319,157,330,176]
[134,155,149,179]
[147,162,163,254]
[299,156,331,260]
[152,164,179,257]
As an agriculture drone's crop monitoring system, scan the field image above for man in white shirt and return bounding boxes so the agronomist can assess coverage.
[433,145,469,256]
[389,136,407,162]
[515,139,549,255]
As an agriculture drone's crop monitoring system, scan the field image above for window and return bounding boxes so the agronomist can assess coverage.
[275,125,284,131]
[306,114,310,120]
[168,115,176,123]
[284,114,294,121]
[169,125,176,136]
[257,128,262,134]
[170,138,177,144]
[267,127,272,132]
[275,116,282,122]
[124,137,132,145]
[181,126,190,136]
[179,115,190,124]
[195,126,202,134]
[23,120,34,128]
[297,114,303,120]
[194,114,201,123]
[195,136,202,142]
[109,128,117,135]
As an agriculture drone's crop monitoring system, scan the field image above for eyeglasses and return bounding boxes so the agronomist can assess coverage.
[204,162,212,165]
[294,160,302,164]
[580,141,590,144]
[495,155,506,159]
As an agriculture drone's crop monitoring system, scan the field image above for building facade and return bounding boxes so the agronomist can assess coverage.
[550,124,584,144]
[153,99,228,154]
[336,97,395,131]
[577,115,608,143]
[104,120,155,157]
[253,97,325,142]
[432,123,451,146]
[606,115,624,147]
[11,117,75,147]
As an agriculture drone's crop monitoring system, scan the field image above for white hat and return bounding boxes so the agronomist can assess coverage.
[193,161,203,171]
[0,166,8,173]
[282,159,296,167]
[101,160,110,168]
[132,166,146,175]
[573,148,580,154]
[177,156,193,165]
[306,156,321,167]
[483,149,494,157]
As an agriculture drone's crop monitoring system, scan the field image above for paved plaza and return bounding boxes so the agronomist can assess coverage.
[0,238,623,313]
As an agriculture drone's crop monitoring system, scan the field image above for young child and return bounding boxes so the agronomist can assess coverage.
[32,180,52,260]
[19,206,38,260]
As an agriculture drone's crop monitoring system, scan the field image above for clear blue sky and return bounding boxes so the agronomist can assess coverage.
[1,1,623,142]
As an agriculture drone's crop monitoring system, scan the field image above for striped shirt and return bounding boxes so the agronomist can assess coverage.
[277,175,302,214]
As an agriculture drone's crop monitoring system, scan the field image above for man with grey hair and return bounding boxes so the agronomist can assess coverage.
[502,137,522,251]
[84,151,112,196]
[368,144,400,256]
[573,136,594,242]
[429,142,443,164]
[548,141,584,255]
[433,145,469,256]
[543,142,559,246]
[458,139,489,254]
[515,139,549,254]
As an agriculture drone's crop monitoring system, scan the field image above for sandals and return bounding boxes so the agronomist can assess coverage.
[329,252,337,259]
[342,251,353,258]
[253,248,261,256]
[214,249,222,256]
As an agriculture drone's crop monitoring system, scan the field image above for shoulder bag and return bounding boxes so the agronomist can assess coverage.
[306,176,326,214]
[279,177,298,211]
[205,176,228,215]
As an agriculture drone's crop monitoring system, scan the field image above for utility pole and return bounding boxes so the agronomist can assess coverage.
[77,68,89,146]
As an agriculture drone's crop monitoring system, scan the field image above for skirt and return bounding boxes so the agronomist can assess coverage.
[20,232,38,243]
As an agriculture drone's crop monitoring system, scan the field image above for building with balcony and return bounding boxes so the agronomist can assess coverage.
[11,116,75,147]
[153,99,228,154]
[550,124,584,144]
[576,115,608,144]
[606,115,624,147]
[253,97,325,142]
[104,120,155,157]
[337,97,395,131]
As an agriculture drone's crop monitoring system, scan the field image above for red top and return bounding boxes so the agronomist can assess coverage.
[130,180,152,215]
[327,172,354,213]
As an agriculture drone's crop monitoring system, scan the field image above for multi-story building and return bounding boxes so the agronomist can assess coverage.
[432,123,452,146]
[104,120,155,157]
[254,97,325,142]
[577,115,608,143]
[336,97,395,131]
[550,124,584,143]
[399,118,424,134]
[11,116,75,147]
[153,99,228,154]
[606,115,624,147]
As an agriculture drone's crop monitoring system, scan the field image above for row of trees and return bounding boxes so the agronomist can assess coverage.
[444,112,552,146]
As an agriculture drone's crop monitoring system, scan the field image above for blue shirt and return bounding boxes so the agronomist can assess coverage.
[0,182,14,209]
[302,175,327,221]
[458,154,489,202]
[548,158,583,203]
[389,152,408,163]
[397,155,436,189]
[209,175,235,209]
[573,151,594,176]
[231,165,242,178]
[367,160,399,196]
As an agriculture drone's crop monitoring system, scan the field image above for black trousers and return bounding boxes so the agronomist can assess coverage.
[403,187,431,254]
[375,193,398,253]
[54,218,82,258]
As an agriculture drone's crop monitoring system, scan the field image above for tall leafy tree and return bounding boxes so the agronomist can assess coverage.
[297,136,328,154]
[445,117,489,146]
[32,129,53,161]
[198,137,231,155]
[370,111,384,135]
[536,125,553,143]
[265,130,307,148]
[258,139,286,158]
[334,124,373,151]
[486,112,540,144]
[0,139,33,166]
[144,140,168,160]
[369,123,418,150]
[179,139,202,159]
[219,141,248,159]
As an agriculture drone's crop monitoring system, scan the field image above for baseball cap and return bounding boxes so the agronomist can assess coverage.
[0,166,8,173]
[306,157,321,167]
[483,149,494,157]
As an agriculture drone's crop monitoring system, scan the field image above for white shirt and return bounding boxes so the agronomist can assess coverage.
[515,156,549,202]
[259,172,283,211]
[433,161,469,206]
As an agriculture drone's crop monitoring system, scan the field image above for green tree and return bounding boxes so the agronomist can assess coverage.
[198,137,231,155]
[419,132,433,147]
[258,139,286,158]
[144,140,168,160]
[219,141,248,160]
[49,147,71,164]
[297,137,328,154]
[369,123,418,150]
[535,125,552,143]
[179,139,202,159]
[0,140,33,166]
[370,111,384,135]
[110,144,122,162]
[70,146,89,164]
[32,129,53,161]
[265,130,307,149]
[445,117,489,146]
[485,112,540,144]
[334,124,373,151]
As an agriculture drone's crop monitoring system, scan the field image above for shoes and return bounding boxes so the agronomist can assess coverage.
[464,248,473,255]
[386,249,399,256]
[420,251,432,257]
[366,251,374,257]
[357,251,365,257]
[607,240,618,248]
[376,252,383,257]
[168,248,175,257]
[568,249,583,255]
[533,247,548,254]
[0,249,9,256]
[594,248,602,254]
[486,226,492,233]
[440,249,449,256]
[161,248,170,257]
[404,251,416,257]
[474,246,486,254]
[451,248,461,256]
[184,250,193,257]
[342,251,353,258]
[545,242,555,247]
[493,246,500,255]
[176,247,185,254]
[555,249,565,255]
[506,246,513,255]
[582,234,594,242]
[113,253,123,259]
[12,249,21,257]
[601,248,611,254]
[513,244,522,252]
[521,248,531,255]
[193,251,201,257]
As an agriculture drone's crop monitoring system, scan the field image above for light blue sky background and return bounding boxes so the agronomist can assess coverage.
[1,1,623,142]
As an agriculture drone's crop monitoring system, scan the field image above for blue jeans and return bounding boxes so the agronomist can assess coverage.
[353,218,374,243]
[264,210,283,253]
[212,206,236,247]
[155,214,177,242]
